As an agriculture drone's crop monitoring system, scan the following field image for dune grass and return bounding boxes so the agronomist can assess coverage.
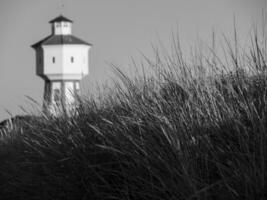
[0,22,267,199]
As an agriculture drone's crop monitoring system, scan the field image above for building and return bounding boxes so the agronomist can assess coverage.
[32,15,92,115]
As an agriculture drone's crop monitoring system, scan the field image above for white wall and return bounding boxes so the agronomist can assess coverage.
[43,45,63,76]
[40,44,90,81]
[62,45,90,76]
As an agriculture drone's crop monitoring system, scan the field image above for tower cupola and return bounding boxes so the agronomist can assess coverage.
[50,15,73,35]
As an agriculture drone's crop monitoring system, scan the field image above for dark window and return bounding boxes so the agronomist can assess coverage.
[52,57,55,63]
[71,56,74,63]
[54,89,61,104]
[64,23,68,27]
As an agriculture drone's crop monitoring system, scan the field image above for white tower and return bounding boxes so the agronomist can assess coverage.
[32,15,92,115]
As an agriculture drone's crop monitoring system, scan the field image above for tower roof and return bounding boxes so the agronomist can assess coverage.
[49,15,73,23]
[31,35,92,49]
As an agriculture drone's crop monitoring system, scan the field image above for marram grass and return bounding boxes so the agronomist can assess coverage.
[0,26,267,200]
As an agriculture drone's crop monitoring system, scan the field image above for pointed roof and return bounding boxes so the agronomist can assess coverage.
[49,15,73,23]
[31,35,92,48]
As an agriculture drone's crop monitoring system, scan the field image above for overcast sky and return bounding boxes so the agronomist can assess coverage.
[0,0,266,120]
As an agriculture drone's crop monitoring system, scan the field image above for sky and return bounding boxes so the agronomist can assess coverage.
[0,0,266,121]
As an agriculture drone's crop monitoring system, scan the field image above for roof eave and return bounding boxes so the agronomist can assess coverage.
[49,15,73,23]
[41,43,93,46]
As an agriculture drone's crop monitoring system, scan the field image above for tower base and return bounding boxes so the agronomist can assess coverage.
[43,80,81,116]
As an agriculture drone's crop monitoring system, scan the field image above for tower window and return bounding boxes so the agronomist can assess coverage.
[54,89,61,104]
[52,57,55,63]
[71,56,74,63]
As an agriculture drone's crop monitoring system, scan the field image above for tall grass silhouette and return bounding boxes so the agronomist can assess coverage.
[0,19,267,199]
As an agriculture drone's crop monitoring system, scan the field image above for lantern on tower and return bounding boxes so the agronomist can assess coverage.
[31,15,92,115]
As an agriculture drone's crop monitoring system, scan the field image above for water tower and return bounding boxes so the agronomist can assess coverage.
[32,15,92,115]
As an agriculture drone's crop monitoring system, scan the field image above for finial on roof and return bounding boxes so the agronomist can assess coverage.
[61,2,64,11]
[58,0,65,15]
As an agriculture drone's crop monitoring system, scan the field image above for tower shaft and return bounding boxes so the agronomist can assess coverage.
[43,80,81,115]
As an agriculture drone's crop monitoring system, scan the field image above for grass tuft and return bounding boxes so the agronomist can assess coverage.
[1,21,267,199]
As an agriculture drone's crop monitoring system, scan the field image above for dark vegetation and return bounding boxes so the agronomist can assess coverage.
[0,21,267,199]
